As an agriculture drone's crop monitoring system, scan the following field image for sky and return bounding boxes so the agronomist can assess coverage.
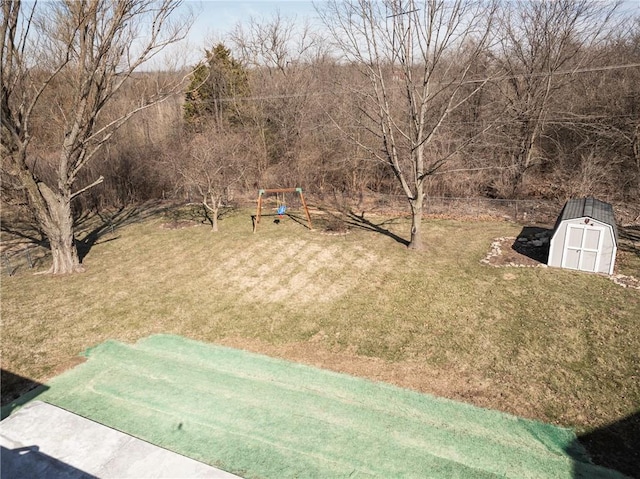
[175,0,320,64]
[190,0,319,36]
[163,0,640,68]
[184,0,640,41]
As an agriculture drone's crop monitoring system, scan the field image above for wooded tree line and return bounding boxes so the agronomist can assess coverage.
[177,0,640,207]
[2,0,639,268]
[92,1,640,210]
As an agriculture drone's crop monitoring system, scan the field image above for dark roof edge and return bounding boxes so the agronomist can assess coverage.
[556,197,618,244]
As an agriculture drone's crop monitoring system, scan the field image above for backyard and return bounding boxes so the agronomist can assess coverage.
[1,205,639,475]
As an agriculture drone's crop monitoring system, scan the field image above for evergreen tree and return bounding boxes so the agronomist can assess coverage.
[184,44,249,128]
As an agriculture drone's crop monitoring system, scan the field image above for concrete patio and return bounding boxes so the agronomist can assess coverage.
[0,401,240,478]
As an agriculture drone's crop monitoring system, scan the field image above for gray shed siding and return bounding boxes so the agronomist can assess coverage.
[548,217,617,274]
[549,198,618,275]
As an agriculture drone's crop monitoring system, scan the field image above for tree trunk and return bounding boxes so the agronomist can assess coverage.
[633,123,640,195]
[46,221,83,274]
[204,193,219,232]
[12,152,83,274]
[511,121,537,198]
[38,184,84,274]
[407,195,424,250]
[211,207,219,232]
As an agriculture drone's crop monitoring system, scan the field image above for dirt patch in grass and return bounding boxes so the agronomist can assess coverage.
[214,239,385,304]
[481,237,547,267]
[218,335,518,415]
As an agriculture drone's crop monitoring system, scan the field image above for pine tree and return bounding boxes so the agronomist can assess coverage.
[184,44,249,128]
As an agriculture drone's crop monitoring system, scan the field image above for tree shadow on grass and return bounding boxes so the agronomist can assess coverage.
[0,219,47,248]
[74,201,173,262]
[344,210,410,246]
[283,212,313,230]
[0,208,55,274]
[251,211,313,231]
[1,201,174,266]
[74,207,128,262]
[512,226,552,264]
[571,411,640,478]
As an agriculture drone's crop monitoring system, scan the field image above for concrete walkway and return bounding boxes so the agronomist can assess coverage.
[0,401,240,478]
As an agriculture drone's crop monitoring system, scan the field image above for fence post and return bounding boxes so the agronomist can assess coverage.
[3,252,13,276]
[25,248,33,268]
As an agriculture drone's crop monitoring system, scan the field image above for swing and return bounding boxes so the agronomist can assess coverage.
[277,193,287,217]
[253,188,313,233]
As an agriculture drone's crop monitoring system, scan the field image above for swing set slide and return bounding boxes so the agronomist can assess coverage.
[253,187,312,232]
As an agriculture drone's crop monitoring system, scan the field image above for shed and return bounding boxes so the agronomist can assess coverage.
[548,197,618,274]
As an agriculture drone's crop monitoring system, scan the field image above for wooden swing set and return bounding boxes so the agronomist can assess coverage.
[253,187,312,232]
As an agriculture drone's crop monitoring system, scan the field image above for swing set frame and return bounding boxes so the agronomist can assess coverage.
[253,187,313,232]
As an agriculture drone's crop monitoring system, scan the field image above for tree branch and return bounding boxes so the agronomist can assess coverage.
[70,175,104,200]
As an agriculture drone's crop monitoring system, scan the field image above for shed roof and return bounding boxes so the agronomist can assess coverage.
[554,197,618,244]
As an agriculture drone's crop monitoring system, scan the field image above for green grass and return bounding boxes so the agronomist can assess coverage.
[2,206,639,470]
[25,335,625,479]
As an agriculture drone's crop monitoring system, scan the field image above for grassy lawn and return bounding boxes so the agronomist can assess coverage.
[2,206,639,473]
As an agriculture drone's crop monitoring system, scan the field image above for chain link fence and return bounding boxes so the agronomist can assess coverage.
[423,196,561,224]
[2,194,637,277]
[320,192,639,226]
[1,244,47,277]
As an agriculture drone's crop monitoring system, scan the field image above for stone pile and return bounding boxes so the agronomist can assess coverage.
[610,273,640,290]
[480,237,547,268]
[481,235,640,290]
[516,230,552,248]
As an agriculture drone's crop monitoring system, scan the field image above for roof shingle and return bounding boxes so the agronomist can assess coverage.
[555,197,618,244]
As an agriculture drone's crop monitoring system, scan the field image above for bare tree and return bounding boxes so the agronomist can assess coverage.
[231,11,323,73]
[228,13,328,188]
[571,18,640,200]
[1,0,191,273]
[174,132,247,232]
[491,0,621,198]
[319,0,496,249]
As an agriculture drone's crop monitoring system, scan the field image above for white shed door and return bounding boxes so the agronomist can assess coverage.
[562,224,603,272]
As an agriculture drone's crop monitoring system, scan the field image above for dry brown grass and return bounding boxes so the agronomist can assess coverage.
[2,207,639,450]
